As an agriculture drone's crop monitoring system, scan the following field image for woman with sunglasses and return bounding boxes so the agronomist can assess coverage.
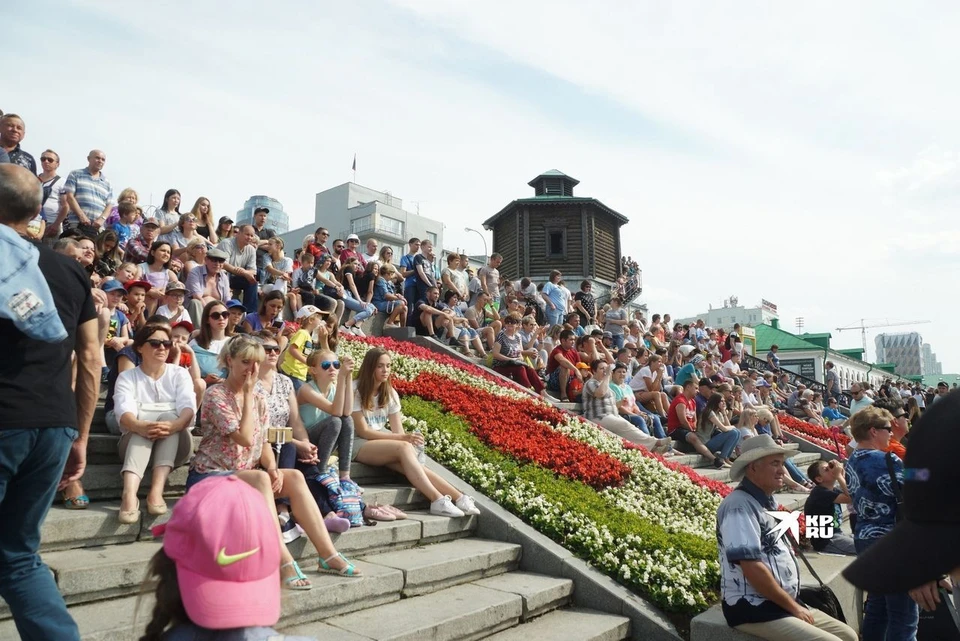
[191,335,361,585]
[353,347,481,518]
[171,212,206,260]
[189,301,230,385]
[297,351,356,481]
[112,323,197,523]
[255,334,351,534]
[491,312,546,396]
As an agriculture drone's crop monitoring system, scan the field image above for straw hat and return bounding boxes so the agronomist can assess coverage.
[729,434,798,482]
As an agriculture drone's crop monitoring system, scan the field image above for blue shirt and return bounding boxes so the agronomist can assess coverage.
[542,281,565,310]
[401,253,418,290]
[63,167,114,223]
[822,407,844,420]
[674,363,702,387]
[112,221,137,250]
[846,448,903,540]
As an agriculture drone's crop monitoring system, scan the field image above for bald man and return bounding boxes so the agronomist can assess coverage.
[60,149,114,232]
[0,164,99,640]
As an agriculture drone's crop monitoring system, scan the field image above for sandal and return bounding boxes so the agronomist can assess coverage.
[63,494,90,510]
[317,552,362,577]
[281,561,312,590]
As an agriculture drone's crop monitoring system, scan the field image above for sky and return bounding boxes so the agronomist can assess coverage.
[5,1,960,370]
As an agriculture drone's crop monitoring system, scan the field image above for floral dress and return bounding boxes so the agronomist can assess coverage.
[193,383,267,473]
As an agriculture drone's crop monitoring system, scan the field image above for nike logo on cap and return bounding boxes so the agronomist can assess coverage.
[216,546,260,566]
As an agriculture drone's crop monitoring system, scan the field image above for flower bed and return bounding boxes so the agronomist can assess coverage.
[338,335,730,613]
[778,412,848,458]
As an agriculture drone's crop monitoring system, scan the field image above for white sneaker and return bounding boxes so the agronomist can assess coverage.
[351,325,366,337]
[454,494,481,516]
[430,495,465,517]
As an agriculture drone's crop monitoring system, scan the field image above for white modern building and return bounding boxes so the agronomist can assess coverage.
[922,343,943,376]
[675,297,779,330]
[280,183,444,259]
[875,332,924,377]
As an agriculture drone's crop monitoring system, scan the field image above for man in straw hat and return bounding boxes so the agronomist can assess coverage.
[716,434,857,640]
[844,391,960,633]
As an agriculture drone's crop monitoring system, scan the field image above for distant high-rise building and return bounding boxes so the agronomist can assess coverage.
[875,332,924,376]
[236,195,289,235]
[922,343,943,376]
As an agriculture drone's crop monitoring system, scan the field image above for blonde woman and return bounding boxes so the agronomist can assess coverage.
[188,197,217,243]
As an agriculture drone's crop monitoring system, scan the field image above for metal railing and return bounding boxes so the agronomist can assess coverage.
[742,353,852,408]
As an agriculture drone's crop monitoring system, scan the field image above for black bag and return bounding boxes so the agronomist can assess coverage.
[918,588,960,641]
[795,545,847,623]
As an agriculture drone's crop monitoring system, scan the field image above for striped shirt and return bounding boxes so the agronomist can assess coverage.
[62,168,114,223]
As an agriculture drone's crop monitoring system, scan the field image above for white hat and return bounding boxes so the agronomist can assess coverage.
[679,345,697,357]
[346,233,360,242]
[729,434,798,482]
[295,305,326,320]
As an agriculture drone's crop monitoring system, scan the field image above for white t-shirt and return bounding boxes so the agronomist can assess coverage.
[741,391,759,408]
[353,388,401,432]
[721,360,741,379]
[41,175,66,223]
[112,366,196,425]
[156,305,191,324]
[630,366,655,392]
[266,257,294,294]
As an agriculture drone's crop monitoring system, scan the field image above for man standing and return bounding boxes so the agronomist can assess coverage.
[218,224,258,313]
[250,207,275,284]
[478,253,502,310]
[0,114,37,174]
[400,237,421,311]
[413,238,438,302]
[824,361,841,403]
[0,164,100,640]
[62,150,114,231]
[716,435,857,640]
[184,247,231,326]
[37,150,67,240]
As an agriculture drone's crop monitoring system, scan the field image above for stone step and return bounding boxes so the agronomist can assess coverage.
[690,550,859,641]
[696,451,821,483]
[75,460,404,501]
[357,537,521,597]
[38,485,429,553]
[308,581,525,641]
[484,608,631,641]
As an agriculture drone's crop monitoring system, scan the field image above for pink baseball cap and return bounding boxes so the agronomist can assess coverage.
[151,475,281,629]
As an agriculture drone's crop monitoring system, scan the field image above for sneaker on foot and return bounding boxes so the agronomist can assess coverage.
[278,511,303,543]
[351,325,366,337]
[454,494,481,516]
[430,495,465,517]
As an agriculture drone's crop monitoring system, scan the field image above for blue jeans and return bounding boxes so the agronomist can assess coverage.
[635,405,667,438]
[0,427,80,641]
[704,429,741,460]
[609,334,625,349]
[855,537,918,641]
[185,468,235,492]
[229,274,259,314]
[784,458,808,485]
[545,308,563,327]
[342,292,375,324]
[621,413,650,436]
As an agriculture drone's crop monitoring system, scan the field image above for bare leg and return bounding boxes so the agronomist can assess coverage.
[235,470,310,587]
[685,433,717,461]
[559,368,571,400]
[356,441,444,502]
[120,471,140,512]
[274,469,355,574]
[421,312,436,336]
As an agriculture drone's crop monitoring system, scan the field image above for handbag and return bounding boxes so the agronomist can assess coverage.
[918,588,960,641]
[795,544,847,623]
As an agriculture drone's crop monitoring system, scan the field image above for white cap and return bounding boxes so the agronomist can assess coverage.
[346,233,360,242]
[295,305,325,320]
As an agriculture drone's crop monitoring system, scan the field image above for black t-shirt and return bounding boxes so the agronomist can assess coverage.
[0,243,97,430]
[254,226,276,269]
[804,485,844,551]
[573,291,595,325]
[104,346,141,413]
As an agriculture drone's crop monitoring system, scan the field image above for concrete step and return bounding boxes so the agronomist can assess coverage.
[358,537,521,597]
[74,460,405,501]
[696,451,821,483]
[690,550,858,641]
[484,608,630,641]
[38,485,430,553]
[317,581,525,641]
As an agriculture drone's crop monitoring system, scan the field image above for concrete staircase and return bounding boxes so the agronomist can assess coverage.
[0,404,631,641]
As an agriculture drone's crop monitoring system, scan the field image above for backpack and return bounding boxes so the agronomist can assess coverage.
[316,467,364,527]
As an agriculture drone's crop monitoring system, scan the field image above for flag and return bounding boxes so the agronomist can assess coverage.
[352,154,356,171]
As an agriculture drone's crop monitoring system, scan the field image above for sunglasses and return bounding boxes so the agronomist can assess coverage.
[184,217,197,223]
[873,425,893,432]
[145,339,172,349]
[208,257,226,263]
[320,360,341,370]
[263,345,281,354]
[209,311,229,320]
[319,232,329,236]
[40,156,58,162]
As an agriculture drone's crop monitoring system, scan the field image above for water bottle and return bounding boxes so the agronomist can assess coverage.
[413,429,426,464]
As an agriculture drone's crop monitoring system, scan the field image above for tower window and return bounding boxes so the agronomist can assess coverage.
[547,229,565,257]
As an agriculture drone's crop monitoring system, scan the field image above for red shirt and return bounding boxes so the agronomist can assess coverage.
[666,395,697,434]
[547,346,579,375]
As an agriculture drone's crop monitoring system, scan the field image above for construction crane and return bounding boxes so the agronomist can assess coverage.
[835,319,932,353]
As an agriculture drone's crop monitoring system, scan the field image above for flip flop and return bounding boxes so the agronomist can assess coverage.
[63,494,90,510]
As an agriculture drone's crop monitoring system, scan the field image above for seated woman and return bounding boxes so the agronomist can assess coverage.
[341,260,377,336]
[189,300,230,386]
[243,290,289,352]
[189,335,362,588]
[696,393,742,466]
[491,313,546,397]
[297,350,356,483]
[352,347,481,518]
[138,241,176,316]
[181,236,208,276]
[112,323,196,523]
[255,333,351,534]
[372,263,408,328]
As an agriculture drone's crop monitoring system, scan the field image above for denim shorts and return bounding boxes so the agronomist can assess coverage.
[185,468,235,492]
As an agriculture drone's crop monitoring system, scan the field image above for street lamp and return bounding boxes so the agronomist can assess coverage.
[464,227,488,259]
